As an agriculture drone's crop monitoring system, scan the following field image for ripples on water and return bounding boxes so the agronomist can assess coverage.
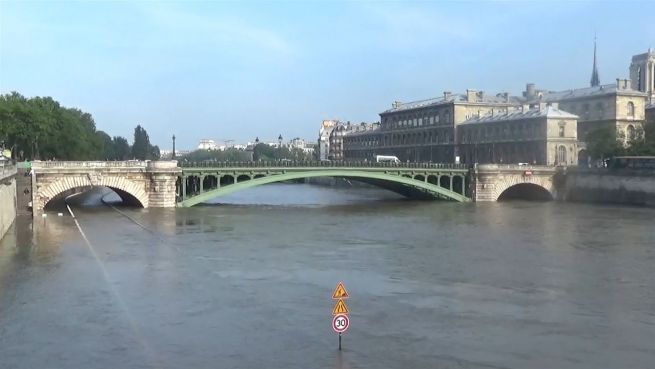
[1,183,654,369]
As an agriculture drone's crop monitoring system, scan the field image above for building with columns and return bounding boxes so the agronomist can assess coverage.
[458,104,578,166]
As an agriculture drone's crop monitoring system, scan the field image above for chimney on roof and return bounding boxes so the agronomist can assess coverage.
[466,89,477,102]
[478,91,485,101]
[539,102,548,111]
[521,104,530,112]
[443,91,452,100]
[392,101,401,109]
[503,92,510,103]
[526,83,536,98]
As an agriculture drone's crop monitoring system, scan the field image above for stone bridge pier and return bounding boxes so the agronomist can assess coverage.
[31,161,180,216]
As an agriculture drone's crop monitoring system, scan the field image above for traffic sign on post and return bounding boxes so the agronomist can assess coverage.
[332,299,349,315]
[332,282,350,299]
[332,314,349,334]
[331,282,351,351]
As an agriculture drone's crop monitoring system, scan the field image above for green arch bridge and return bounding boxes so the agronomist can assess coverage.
[178,161,471,206]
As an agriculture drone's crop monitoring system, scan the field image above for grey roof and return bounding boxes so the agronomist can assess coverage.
[344,125,382,137]
[381,93,524,114]
[532,83,647,103]
[461,106,578,125]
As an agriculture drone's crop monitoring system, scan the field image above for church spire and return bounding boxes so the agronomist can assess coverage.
[590,36,600,87]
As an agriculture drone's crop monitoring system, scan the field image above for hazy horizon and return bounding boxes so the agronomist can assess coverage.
[2,1,654,150]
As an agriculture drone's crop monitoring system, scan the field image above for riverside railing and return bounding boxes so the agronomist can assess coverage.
[179,160,470,170]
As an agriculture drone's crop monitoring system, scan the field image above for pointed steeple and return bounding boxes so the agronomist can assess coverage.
[590,36,600,87]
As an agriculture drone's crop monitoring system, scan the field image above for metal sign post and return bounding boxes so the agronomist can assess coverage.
[332,282,350,350]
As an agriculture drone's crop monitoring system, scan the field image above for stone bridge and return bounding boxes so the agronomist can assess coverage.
[473,164,560,201]
[28,161,562,214]
[31,161,180,215]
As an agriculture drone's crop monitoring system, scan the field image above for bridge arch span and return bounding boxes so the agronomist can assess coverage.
[39,175,149,209]
[492,176,554,201]
[179,170,470,207]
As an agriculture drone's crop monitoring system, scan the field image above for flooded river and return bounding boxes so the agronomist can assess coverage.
[0,184,654,369]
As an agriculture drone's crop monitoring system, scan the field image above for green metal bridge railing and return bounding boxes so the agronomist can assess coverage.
[179,160,469,170]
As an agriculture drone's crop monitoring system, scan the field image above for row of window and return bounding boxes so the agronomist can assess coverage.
[382,110,452,129]
[561,101,636,119]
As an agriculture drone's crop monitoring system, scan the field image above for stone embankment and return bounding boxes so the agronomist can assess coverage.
[559,168,655,206]
[0,162,17,240]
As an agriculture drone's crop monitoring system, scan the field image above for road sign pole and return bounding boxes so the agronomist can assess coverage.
[339,332,342,351]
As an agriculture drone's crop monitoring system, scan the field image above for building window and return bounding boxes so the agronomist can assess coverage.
[559,122,566,137]
[628,102,635,117]
[627,125,636,141]
[557,145,567,165]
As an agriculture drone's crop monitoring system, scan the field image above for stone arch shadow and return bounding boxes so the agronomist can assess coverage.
[38,176,149,210]
[496,182,553,201]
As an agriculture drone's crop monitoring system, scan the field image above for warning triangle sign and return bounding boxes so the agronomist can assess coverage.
[332,299,350,315]
[332,282,350,299]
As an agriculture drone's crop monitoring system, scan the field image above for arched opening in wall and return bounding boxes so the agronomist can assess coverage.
[414,174,425,182]
[497,183,552,201]
[220,175,235,187]
[253,174,266,179]
[236,174,251,183]
[427,175,439,185]
[44,186,144,211]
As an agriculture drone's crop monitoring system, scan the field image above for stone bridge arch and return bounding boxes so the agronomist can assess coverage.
[474,165,558,201]
[492,175,554,201]
[36,175,149,211]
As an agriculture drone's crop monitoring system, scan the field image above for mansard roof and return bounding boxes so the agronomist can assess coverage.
[533,84,647,103]
[461,106,578,125]
[381,93,524,114]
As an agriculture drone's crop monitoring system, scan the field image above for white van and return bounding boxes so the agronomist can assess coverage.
[375,155,400,163]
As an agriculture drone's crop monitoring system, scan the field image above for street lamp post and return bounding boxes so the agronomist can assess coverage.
[278,134,283,148]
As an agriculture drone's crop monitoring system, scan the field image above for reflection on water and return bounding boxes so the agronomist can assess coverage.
[0,184,654,369]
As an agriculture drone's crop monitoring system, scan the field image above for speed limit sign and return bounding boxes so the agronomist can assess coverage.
[332,314,349,333]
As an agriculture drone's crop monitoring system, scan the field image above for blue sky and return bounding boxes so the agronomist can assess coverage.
[1,1,654,150]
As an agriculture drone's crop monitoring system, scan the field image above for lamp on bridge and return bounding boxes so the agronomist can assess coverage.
[172,134,176,160]
[255,137,260,144]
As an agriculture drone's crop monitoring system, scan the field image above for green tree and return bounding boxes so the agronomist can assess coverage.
[586,126,624,161]
[112,136,131,160]
[132,125,152,160]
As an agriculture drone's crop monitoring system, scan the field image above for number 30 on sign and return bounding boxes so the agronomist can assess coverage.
[332,314,349,333]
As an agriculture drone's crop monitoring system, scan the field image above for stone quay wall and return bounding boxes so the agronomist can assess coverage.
[0,163,17,241]
[560,168,655,206]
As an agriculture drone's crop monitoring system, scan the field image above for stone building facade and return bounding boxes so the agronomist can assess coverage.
[528,80,648,164]
[458,105,578,166]
[647,103,655,125]
[630,49,655,100]
[329,48,652,165]
[369,90,523,163]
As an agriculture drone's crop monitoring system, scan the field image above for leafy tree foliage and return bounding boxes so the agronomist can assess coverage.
[586,123,655,161]
[0,92,160,161]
